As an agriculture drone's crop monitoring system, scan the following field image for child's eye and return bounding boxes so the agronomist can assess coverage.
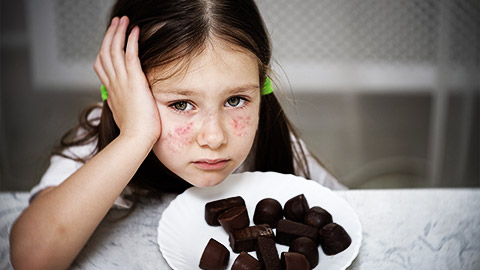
[225,97,246,108]
[170,101,194,111]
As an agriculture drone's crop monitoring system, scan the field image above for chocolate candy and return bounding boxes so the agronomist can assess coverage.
[253,198,283,228]
[256,237,282,270]
[229,225,274,253]
[280,252,310,270]
[304,206,333,230]
[276,219,318,246]
[283,194,309,222]
[289,237,319,268]
[231,252,261,270]
[205,196,245,226]
[199,238,230,270]
[318,223,352,255]
[218,205,250,233]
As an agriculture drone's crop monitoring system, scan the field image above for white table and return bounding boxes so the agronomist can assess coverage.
[1,189,479,269]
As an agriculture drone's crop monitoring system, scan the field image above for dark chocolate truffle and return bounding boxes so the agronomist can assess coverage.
[199,238,230,270]
[231,252,261,270]
[304,206,333,230]
[276,219,318,246]
[218,205,250,233]
[280,252,310,270]
[229,225,274,253]
[318,223,352,255]
[289,237,319,268]
[205,196,245,226]
[256,237,282,270]
[283,194,309,222]
[253,198,283,228]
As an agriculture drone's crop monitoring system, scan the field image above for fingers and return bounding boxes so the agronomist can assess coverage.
[94,55,109,86]
[125,26,143,81]
[112,17,129,53]
[96,16,135,85]
[111,16,130,77]
[95,15,149,110]
[97,17,120,82]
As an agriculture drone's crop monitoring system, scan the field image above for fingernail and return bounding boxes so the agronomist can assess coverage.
[132,26,139,35]
[120,16,128,24]
[111,17,119,25]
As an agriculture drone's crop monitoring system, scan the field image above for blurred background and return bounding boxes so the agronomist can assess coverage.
[0,0,478,191]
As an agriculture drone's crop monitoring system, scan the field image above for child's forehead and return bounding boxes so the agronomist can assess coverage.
[149,39,257,75]
[147,44,260,90]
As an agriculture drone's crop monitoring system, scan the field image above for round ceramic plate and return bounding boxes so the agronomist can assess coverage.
[158,171,362,269]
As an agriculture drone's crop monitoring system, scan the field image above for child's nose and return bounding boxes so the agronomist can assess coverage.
[196,112,227,149]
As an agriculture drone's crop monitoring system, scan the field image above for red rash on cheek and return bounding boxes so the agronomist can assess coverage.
[231,116,251,136]
[163,122,194,153]
[175,122,193,136]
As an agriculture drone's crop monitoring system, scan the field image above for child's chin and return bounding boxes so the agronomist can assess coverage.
[189,175,227,188]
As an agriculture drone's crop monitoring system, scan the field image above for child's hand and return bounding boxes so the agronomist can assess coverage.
[94,16,161,145]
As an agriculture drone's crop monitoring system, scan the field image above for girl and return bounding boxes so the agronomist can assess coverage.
[10,0,345,269]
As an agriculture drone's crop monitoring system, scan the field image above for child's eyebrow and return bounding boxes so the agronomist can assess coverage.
[154,88,197,96]
[224,84,260,95]
[154,84,260,96]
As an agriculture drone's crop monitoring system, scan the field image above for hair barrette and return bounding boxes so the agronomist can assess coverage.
[100,85,108,101]
[261,77,274,95]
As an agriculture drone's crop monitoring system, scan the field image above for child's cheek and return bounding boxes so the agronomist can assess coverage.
[230,116,251,137]
[162,122,194,153]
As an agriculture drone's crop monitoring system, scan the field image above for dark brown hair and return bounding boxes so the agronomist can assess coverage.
[58,0,311,195]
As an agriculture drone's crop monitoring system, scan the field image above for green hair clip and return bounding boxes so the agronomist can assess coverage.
[261,77,274,95]
[100,85,108,101]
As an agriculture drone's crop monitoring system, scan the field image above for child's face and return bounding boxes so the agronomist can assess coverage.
[148,42,261,187]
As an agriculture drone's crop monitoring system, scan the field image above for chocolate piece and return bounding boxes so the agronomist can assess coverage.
[283,194,309,222]
[218,205,250,233]
[253,198,283,228]
[276,219,318,246]
[199,238,230,270]
[280,252,310,270]
[256,237,282,270]
[289,237,319,268]
[205,196,245,226]
[231,252,261,270]
[304,206,333,230]
[318,223,352,255]
[229,225,274,253]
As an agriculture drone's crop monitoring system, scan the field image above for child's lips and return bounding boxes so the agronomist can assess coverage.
[192,159,230,170]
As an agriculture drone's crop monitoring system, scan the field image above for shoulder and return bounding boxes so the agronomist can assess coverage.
[30,141,97,202]
[291,135,347,190]
[30,105,103,202]
[87,104,102,123]
[236,132,347,190]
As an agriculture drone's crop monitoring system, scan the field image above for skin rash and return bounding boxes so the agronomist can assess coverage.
[231,116,251,137]
[164,122,194,153]
[165,115,251,153]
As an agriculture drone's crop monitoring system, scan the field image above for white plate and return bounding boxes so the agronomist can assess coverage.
[158,171,362,269]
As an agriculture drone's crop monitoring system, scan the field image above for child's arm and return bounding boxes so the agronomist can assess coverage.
[10,135,154,269]
[9,16,159,270]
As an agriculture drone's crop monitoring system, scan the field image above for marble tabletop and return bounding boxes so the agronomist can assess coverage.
[1,189,479,269]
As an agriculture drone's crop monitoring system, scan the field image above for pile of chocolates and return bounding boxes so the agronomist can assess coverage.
[199,194,351,270]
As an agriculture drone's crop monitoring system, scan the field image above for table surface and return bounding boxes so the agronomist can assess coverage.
[1,188,479,270]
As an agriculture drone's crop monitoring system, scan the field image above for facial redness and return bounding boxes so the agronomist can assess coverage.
[174,122,193,136]
[163,122,194,153]
[231,116,251,137]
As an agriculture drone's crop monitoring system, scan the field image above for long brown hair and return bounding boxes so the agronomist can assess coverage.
[57,0,311,195]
